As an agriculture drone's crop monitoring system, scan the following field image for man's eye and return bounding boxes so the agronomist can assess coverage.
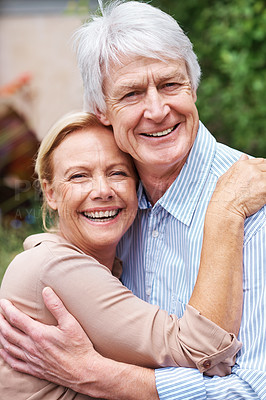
[163,82,180,88]
[123,91,139,99]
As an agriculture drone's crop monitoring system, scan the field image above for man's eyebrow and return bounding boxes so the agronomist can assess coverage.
[113,71,188,94]
[113,80,147,94]
[158,71,188,82]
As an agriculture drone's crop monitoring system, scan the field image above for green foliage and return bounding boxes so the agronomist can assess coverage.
[0,202,43,282]
[64,0,92,15]
[151,0,266,156]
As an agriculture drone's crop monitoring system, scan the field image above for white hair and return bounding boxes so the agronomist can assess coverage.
[73,0,201,114]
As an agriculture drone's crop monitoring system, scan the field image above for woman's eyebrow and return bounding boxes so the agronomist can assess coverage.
[64,165,89,175]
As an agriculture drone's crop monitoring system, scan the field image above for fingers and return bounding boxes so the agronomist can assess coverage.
[0,348,30,374]
[0,301,54,356]
[42,287,73,328]
[0,348,46,380]
[0,309,30,349]
[239,154,249,160]
[0,299,35,336]
[0,330,27,362]
[239,157,266,168]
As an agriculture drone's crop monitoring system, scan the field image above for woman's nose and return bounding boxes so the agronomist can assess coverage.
[89,177,114,201]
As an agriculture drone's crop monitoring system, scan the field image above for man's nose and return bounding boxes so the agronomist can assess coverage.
[143,88,170,122]
[89,177,114,201]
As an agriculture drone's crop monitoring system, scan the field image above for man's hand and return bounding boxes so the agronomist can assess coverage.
[0,287,101,392]
[0,287,158,399]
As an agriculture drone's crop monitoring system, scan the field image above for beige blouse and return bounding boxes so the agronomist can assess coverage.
[0,233,242,399]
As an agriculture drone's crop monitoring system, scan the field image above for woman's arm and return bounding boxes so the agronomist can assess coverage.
[190,156,266,335]
[189,195,244,336]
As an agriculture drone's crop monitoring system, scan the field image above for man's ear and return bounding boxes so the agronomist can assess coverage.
[192,90,197,103]
[95,108,111,126]
[43,180,57,210]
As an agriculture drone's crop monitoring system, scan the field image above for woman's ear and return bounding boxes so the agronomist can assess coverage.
[95,108,111,126]
[43,180,57,210]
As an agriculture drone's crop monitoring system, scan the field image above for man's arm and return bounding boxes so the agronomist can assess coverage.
[0,287,159,400]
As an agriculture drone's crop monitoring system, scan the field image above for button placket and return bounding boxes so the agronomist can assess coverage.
[144,209,163,301]
[152,230,159,238]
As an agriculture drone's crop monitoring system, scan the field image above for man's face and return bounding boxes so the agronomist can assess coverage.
[99,56,199,175]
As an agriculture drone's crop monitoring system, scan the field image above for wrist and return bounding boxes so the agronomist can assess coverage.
[206,195,246,227]
[210,180,249,221]
[76,354,158,400]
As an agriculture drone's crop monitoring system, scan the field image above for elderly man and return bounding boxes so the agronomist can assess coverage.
[0,1,265,399]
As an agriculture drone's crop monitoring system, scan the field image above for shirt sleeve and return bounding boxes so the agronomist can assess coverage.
[155,217,266,399]
[39,242,241,376]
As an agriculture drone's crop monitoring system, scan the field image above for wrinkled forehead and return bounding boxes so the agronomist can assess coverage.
[102,54,188,91]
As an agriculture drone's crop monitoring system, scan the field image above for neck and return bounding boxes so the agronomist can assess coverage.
[136,159,186,205]
[91,247,117,271]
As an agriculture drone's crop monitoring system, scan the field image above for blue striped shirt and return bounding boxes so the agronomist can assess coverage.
[117,122,266,399]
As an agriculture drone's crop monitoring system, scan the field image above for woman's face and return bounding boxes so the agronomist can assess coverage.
[44,125,138,259]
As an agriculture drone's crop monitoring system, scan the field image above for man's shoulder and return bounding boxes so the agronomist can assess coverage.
[211,141,244,178]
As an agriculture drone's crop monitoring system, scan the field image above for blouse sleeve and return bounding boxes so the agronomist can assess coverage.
[39,244,241,377]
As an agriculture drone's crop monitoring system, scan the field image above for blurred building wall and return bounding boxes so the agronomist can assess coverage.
[0,13,85,139]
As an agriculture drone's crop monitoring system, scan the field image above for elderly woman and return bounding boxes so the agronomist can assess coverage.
[0,111,265,399]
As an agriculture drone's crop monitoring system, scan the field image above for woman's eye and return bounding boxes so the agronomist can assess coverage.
[70,174,86,180]
[111,171,128,177]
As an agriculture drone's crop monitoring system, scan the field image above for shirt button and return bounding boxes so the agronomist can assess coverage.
[146,288,151,296]
[152,230,159,238]
[203,360,211,369]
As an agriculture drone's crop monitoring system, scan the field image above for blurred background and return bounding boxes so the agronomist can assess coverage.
[0,0,265,277]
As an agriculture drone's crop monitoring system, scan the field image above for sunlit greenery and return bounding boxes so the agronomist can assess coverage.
[0,201,43,282]
[151,0,266,156]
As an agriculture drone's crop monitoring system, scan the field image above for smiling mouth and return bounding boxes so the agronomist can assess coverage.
[141,123,179,138]
[82,209,121,222]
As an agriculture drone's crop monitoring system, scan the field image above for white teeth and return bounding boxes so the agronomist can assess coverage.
[145,126,174,137]
[83,209,119,219]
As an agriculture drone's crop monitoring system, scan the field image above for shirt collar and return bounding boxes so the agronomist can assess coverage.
[137,122,217,226]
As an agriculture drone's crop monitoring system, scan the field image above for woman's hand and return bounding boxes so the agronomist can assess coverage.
[211,155,266,219]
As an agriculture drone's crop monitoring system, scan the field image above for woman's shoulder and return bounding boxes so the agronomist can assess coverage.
[23,232,89,259]
[24,232,78,251]
[2,233,92,288]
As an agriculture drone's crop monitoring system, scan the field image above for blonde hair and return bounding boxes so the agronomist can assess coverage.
[35,111,111,231]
